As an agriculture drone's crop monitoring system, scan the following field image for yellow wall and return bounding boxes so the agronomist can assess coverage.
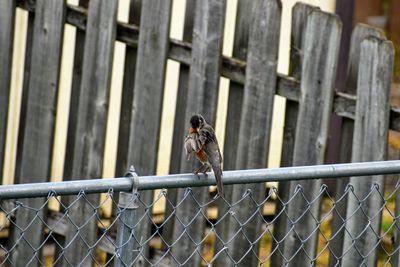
[3,0,336,185]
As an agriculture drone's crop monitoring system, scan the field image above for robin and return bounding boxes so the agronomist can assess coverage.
[184,114,224,197]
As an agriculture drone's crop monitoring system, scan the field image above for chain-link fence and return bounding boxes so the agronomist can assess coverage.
[1,161,400,266]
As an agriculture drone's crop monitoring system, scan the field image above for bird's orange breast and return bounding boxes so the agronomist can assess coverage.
[188,127,197,134]
[196,149,207,163]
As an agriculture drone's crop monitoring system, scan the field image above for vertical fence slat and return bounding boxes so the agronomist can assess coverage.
[342,37,394,266]
[163,0,196,249]
[271,3,318,266]
[171,0,226,265]
[63,0,89,181]
[0,1,15,182]
[10,1,66,266]
[125,0,172,264]
[63,1,117,265]
[329,24,384,267]
[282,10,341,265]
[214,1,253,266]
[225,0,281,266]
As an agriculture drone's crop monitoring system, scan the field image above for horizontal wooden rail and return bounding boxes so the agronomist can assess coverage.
[15,0,400,131]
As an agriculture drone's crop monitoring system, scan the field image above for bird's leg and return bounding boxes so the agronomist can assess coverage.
[194,164,208,179]
[203,163,211,176]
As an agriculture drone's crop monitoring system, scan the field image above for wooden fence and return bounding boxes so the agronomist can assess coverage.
[0,0,397,266]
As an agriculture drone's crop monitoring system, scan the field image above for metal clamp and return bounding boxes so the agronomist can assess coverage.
[118,165,140,209]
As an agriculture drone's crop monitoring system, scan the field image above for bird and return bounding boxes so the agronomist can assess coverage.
[184,114,224,197]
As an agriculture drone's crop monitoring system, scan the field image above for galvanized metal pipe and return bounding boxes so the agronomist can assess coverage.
[1,160,400,199]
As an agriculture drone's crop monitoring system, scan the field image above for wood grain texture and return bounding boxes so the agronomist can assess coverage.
[342,37,394,267]
[271,3,317,266]
[329,24,384,267]
[126,0,171,178]
[214,1,254,266]
[63,0,117,265]
[227,1,281,266]
[11,1,66,266]
[0,1,15,181]
[283,9,341,265]
[171,0,226,265]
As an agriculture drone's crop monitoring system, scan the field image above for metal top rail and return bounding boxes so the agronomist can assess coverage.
[0,160,400,199]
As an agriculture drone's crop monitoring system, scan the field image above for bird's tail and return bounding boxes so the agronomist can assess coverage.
[212,164,224,197]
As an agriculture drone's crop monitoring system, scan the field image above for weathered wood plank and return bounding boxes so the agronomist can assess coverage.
[163,0,196,249]
[125,0,172,264]
[10,1,66,266]
[329,24,384,267]
[283,10,341,265]
[0,1,15,182]
[271,3,318,266]
[342,37,394,267]
[214,1,253,266]
[171,0,226,265]
[62,1,117,266]
[225,1,281,266]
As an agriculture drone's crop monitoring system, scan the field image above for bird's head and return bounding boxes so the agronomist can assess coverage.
[190,114,206,131]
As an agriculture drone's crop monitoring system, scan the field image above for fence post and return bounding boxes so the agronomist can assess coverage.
[0,0,15,182]
[282,9,341,266]
[115,167,142,267]
[329,24,384,267]
[111,0,142,261]
[342,36,394,266]
[271,3,318,266]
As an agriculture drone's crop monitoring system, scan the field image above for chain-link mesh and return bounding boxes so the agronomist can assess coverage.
[0,181,399,266]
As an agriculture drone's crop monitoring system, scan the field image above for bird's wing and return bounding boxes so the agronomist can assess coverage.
[200,124,224,197]
[198,125,217,146]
